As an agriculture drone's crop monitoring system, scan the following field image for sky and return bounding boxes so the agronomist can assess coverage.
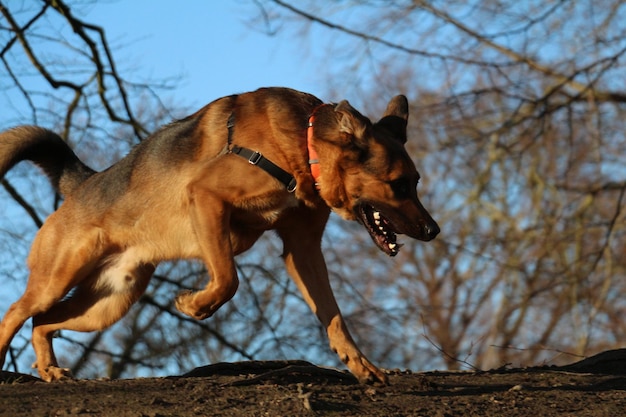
[82,0,326,109]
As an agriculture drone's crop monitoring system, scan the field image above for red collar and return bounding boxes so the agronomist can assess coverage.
[307,104,329,190]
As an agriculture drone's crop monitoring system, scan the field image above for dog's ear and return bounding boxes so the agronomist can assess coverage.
[313,100,370,149]
[376,95,409,144]
[335,100,362,134]
[333,100,370,148]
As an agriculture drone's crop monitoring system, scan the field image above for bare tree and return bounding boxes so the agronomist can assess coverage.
[261,0,626,370]
[3,0,626,379]
[0,0,188,376]
[0,1,319,378]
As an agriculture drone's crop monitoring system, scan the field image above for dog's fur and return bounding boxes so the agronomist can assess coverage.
[0,87,439,383]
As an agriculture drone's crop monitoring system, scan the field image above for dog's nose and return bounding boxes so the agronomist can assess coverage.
[426,221,440,239]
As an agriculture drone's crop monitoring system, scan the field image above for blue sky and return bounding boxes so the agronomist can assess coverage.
[84,1,325,108]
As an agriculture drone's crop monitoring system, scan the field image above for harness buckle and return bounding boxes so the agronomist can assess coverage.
[287,178,297,193]
[248,151,263,165]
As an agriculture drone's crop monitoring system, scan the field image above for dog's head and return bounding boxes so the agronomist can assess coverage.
[310,95,440,256]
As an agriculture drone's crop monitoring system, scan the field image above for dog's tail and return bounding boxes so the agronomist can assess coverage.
[0,126,96,196]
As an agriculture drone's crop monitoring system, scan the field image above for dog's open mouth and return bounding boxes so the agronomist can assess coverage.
[356,204,403,256]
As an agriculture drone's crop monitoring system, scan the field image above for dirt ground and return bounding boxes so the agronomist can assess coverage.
[1,350,626,417]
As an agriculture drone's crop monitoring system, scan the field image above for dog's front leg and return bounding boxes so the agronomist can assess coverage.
[175,186,239,320]
[278,213,388,384]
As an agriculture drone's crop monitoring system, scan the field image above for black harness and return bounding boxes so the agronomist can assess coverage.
[225,112,297,193]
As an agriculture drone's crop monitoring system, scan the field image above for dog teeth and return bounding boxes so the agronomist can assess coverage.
[388,243,397,250]
[373,211,383,229]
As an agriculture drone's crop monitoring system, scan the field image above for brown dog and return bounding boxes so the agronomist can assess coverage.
[0,87,439,383]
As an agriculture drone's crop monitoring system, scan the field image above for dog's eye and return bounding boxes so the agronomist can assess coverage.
[389,178,412,199]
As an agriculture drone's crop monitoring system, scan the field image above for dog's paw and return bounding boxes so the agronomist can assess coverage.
[333,349,388,385]
[351,356,389,385]
[38,366,73,382]
[174,290,212,320]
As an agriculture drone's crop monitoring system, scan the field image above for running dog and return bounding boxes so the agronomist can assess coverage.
[0,87,439,383]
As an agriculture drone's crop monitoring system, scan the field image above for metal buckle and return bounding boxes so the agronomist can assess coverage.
[287,178,297,193]
[248,151,262,165]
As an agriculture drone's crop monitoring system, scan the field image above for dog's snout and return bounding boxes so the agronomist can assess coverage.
[413,200,440,241]
[418,207,440,240]
[426,221,440,240]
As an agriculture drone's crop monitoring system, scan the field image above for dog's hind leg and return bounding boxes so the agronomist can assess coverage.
[30,260,154,382]
[0,221,104,375]
[278,208,388,384]
[0,294,39,371]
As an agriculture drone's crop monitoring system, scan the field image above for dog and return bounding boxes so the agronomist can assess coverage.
[0,87,439,383]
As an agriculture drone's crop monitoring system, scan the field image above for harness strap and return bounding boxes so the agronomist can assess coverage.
[231,145,297,192]
[227,111,297,192]
[226,112,235,146]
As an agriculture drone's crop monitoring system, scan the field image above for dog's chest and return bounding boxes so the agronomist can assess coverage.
[231,191,299,228]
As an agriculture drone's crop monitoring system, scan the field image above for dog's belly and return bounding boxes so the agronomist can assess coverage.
[91,246,156,294]
[132,217,202,261]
